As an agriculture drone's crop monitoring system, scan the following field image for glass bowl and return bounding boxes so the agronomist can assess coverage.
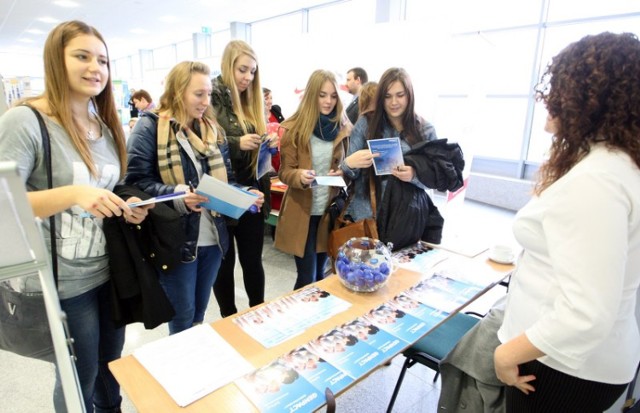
[334,237,394,292]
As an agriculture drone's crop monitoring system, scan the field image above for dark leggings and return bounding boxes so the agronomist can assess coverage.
[213,211,265,317]
[506,360,627,413]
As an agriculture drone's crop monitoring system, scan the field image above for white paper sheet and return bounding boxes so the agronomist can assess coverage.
[311,176,347,187]
[133,324,254,407]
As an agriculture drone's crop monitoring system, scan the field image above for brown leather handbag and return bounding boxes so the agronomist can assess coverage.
[328,171,378,259]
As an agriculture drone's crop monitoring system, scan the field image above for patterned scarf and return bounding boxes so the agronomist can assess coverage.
[157,111,227,186]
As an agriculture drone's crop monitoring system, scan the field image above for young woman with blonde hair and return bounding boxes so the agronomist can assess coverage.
[275,69,351,289]
[0,20,151,412]
[126,60,263,334]
[211,40,275,316]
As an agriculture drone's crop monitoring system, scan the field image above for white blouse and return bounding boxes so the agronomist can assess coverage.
[498,144,640,384]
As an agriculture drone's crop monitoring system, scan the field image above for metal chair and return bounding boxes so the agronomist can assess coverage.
[386,311,481,412]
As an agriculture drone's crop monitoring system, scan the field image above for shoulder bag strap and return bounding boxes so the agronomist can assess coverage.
[369,169,376,220]
[26,106,58,285]
[336,168,377,221]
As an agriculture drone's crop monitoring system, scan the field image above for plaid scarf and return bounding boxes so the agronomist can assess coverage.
[157,111,227,186]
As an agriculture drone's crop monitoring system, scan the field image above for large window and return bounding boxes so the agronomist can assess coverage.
[405,0,640,178]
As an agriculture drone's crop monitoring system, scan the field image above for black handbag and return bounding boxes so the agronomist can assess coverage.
[0,106,57,361]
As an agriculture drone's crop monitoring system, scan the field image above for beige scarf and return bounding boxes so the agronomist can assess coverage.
[156,111,227,186]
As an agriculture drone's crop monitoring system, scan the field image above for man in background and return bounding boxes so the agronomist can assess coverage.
[131,89,155,114]
[345,67,368,124]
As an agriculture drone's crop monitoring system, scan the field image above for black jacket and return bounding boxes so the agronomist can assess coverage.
[270,105,285,123]
[377,179,444,250]
[103,185,183,329]
[404,138,465,192]
[346,97,359,125]
[377,139,464,250]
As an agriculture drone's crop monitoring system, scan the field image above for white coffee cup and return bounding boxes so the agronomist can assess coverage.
[489,244,515,263]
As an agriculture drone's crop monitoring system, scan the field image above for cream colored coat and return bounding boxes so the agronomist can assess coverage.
[274,126,350,258]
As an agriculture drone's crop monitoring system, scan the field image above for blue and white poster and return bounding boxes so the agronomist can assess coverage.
[235,359,325,413]
[306,328,386,379]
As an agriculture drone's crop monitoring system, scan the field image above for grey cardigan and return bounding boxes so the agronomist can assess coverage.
[437,296,507,413]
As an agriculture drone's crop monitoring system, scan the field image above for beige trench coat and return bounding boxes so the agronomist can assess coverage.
[274,126,350,258]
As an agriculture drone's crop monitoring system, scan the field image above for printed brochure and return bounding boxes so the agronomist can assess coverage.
[367,137,404,175]
[196,174,258,219]
[235,359,325,413]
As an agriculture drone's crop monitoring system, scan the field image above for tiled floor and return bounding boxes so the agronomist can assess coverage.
[1,197,517,412]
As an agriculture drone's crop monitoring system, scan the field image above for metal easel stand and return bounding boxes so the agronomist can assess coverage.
[0,162,85,412]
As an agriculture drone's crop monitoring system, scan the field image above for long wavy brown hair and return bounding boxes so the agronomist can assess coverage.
[26,20,127,178]
[367,68,423,146]
[535,32,640,194]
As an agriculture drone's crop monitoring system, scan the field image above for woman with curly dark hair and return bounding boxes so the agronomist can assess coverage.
[493,32,640,413]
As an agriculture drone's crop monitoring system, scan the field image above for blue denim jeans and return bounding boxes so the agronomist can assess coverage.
[293,215,328,289]
[159,245,222,334]
[54,281,125,413]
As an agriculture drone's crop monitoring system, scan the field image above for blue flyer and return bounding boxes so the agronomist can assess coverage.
[362,303,432,343]
[235,359,325,413]
[256,138,273,180]
[405,274,483,313]
[306,328,386,379]
[367,137,404,175]
[387,293,449,330]
[195,174,258,219]
[339,317,409,356]
[279,346,354,395]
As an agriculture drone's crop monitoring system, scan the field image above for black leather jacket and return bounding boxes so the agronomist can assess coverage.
[124,112,235,262]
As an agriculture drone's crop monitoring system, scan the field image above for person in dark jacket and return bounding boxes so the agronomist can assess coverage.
[125,61,263,334]
[210,40,274,317]
[345,67,368,125]
[340,67,444,249]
